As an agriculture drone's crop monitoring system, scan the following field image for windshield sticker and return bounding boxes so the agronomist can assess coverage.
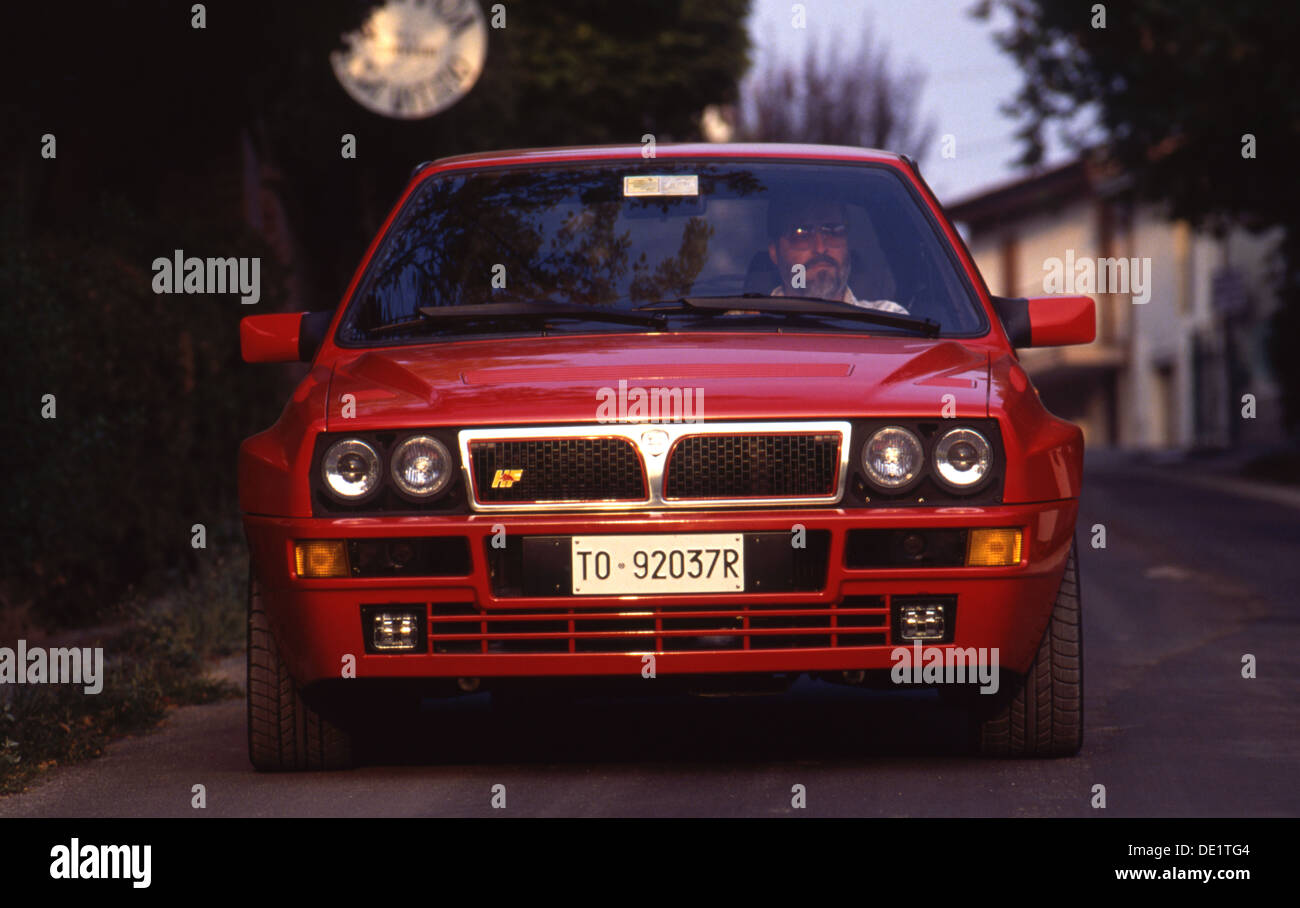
[623,175,699,197]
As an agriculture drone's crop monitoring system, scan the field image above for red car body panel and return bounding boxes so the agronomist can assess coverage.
[238,143,1087,690]
[322,334,990,432]
[244,501,1076,683]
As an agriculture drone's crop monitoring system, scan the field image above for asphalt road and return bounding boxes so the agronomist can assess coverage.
[3,455,1297,817]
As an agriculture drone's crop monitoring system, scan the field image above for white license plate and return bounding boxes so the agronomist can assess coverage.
[571,534,745,595]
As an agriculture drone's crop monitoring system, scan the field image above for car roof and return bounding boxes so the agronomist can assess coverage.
[414,143,910,178]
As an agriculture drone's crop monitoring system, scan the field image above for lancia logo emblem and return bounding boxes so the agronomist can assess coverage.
[640,429,670,456]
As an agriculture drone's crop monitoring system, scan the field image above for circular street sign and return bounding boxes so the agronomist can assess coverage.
[330,0,488,120]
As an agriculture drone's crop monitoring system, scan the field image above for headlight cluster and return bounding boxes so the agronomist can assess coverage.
[860,425,993,494]
[321,439,382,499]
[320,434,455,502]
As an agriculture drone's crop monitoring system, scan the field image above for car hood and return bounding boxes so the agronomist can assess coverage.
[325,332,989,429]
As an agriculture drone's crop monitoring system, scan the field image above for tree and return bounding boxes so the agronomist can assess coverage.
[6,0,753,309]
[0,0,753,624]
[737,26,936,162]
[973,0,1300,431]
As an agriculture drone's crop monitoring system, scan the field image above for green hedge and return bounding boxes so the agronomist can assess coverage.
[0,195,288,628]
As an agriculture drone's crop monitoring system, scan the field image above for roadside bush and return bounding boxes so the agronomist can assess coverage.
[0,553,246,794]
[0,194,287,628]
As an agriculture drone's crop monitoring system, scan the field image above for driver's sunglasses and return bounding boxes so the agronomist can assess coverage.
[784,222,849,246]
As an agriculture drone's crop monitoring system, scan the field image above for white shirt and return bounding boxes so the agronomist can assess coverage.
[771,284,909,315]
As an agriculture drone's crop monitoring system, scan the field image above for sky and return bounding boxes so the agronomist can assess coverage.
[745,0,1078,204]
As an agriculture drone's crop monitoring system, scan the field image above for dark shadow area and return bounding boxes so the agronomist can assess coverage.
[349,678,975,766]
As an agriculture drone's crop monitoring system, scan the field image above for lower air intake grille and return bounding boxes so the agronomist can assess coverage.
[428,596,888,654]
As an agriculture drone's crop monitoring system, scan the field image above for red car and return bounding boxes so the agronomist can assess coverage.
[239,143,1093,770]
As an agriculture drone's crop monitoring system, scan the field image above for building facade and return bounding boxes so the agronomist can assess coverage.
[946,159,1284,451]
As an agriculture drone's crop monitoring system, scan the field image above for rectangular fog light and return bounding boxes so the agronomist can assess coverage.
[371,609,423,651]
[966,528,1022,566]
[295,540,350,578]
[899,604,947,641]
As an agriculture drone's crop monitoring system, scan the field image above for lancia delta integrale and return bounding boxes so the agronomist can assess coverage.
[239,144,1093,769]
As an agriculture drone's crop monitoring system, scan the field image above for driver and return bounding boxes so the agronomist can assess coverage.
[766,196,909,314]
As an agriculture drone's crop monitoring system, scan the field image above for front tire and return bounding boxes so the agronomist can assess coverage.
[247,575,354,771]
[974,540,1083,757]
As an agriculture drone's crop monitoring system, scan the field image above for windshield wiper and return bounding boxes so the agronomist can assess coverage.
[637,295,941,338]
[369,301,666,336]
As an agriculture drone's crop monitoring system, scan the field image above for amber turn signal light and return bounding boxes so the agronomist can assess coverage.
[966,528,1022,566]
[295,540,350,578]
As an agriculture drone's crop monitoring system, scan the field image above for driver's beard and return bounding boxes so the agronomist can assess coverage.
[802,262,847,299]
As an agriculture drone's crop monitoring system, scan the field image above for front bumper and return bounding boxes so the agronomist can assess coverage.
[244,500,1078,685]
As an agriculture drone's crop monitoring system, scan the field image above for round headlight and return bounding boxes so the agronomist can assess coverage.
[390,435,453,497]
[933,427,992,490]
[322,438,381,500]
[862,426,924,490]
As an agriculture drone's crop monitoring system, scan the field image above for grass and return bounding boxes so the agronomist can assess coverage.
[0,551,247,795]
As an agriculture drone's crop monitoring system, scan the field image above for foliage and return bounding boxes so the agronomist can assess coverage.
[0,196,285,625]
[0,555,245,794]
[737,25,935,160]
[9,0,751,306]
[2,0,752,625]
[973,0,1300,429]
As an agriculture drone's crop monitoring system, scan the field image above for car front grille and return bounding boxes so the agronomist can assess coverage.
[428,596,888,654]
[469,437,646,503]
[664,432,840,499]
[459,421,850,509]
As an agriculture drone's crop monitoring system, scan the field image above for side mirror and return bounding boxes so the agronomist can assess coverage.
[990,295,1095,348]
[240,311,333,363]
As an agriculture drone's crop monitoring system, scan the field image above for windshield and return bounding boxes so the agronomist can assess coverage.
[337,159,986,344]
